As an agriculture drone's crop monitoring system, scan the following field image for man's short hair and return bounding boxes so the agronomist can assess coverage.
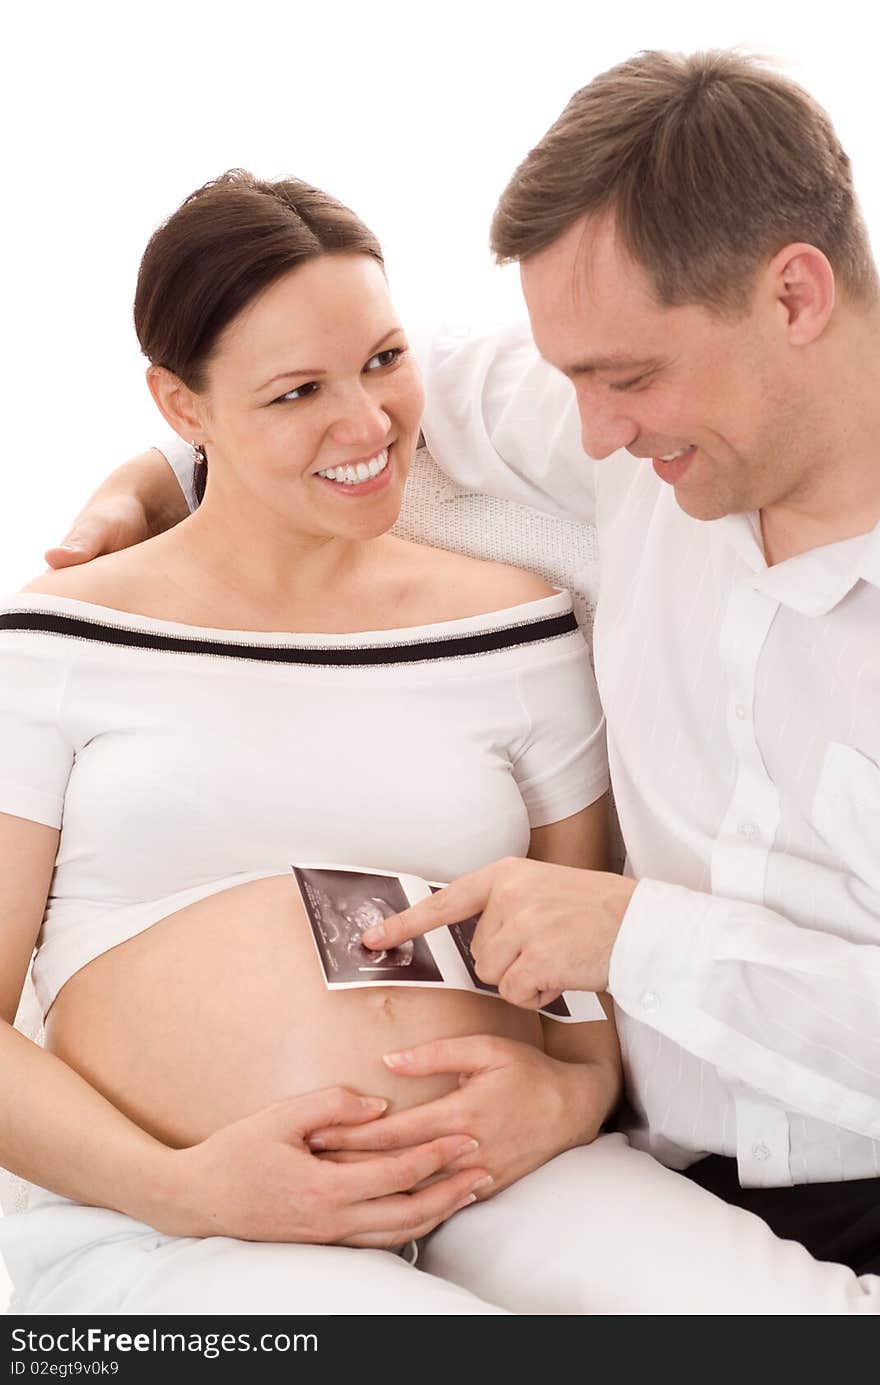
[491,49,878,311]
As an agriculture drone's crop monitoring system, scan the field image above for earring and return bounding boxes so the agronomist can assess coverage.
[191,441,207,466]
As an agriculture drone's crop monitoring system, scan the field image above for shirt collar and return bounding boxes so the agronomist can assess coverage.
[714,513,880,616]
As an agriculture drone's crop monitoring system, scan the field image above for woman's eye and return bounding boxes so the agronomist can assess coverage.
[364,346,404,372]
[275,381,319,403]
[271,347,405,402]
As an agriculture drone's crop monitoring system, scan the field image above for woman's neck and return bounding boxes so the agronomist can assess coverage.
[164,492,376,609]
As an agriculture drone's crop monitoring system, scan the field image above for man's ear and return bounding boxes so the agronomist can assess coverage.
[147,366,206,444]
[769,242,835,346]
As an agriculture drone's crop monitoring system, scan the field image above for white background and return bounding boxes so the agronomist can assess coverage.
[1,0,877,589]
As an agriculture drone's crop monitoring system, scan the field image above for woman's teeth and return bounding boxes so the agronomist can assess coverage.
[657,446,694,462]
[317,449,389,485]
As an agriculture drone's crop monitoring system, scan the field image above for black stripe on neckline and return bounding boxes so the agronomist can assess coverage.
[0,609,579,666]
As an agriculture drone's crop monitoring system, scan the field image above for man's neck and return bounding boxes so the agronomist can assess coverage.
[760,504,878,566]
[760,309,880,565]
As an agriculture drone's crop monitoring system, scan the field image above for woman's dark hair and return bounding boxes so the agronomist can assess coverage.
[134,170,385,503]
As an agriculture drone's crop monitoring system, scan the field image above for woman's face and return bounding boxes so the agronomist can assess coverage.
[194,253,424,541]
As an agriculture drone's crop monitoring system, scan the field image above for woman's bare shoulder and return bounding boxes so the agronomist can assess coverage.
[21,545,158,608]
[386,537,556,619]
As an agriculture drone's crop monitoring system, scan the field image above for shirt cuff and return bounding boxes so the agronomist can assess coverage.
[608,877,719,1025]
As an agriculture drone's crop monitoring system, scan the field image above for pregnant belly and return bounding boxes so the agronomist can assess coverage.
[45,875,542,1147]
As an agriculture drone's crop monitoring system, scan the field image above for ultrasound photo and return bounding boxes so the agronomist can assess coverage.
[294,867,443,985]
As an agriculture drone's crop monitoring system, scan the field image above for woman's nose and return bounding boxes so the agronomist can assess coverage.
[330,392,391,449]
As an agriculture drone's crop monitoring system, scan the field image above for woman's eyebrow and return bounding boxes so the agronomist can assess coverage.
[256,328,404,392]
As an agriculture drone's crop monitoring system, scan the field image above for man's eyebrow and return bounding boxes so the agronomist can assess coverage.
[562,354,659,378]
[257,329,403,392]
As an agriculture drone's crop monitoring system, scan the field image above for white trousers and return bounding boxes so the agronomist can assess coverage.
[3,1135,879,1316]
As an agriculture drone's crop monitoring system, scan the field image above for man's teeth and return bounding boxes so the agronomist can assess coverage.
[317,449,389,485]
[657,446,694,462]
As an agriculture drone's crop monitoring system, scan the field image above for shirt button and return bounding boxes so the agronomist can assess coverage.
[640,991,660,1012]
[751,1142,771,1162]
[737,822,759,840]
[735,705,747,720]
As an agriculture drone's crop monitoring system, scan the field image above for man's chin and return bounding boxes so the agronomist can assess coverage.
[672,486,736,523]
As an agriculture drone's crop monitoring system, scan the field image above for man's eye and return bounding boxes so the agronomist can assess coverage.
[365,347,404,372]
[275,382,319,403]
[610,372,651,392]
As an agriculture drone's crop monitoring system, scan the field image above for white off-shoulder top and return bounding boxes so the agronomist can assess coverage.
[0,590,608,1015]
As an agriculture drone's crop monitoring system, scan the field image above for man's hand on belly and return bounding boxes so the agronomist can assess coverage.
[150,1086,490,1249]
[306,1036,613,1196]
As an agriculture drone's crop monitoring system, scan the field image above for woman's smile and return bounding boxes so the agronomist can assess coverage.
[315,444,393,494]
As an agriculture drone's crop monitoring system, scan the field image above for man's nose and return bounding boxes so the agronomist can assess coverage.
[576,389,639,460]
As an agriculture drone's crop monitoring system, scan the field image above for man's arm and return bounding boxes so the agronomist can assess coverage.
[46,444,191,568]
[608,878,880,1140]
[365,859,880,1146]
[417,320,596,521]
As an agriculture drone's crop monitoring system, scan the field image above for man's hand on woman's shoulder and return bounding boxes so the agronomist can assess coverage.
[45,494,154,569]
[45,447,189,568]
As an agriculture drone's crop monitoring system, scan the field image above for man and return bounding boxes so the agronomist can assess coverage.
[48,51,880,1311]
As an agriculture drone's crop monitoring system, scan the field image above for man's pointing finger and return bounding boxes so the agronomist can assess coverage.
[360,865,499,950]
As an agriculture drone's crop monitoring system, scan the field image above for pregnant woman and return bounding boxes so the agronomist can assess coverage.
[0,171,617,1315]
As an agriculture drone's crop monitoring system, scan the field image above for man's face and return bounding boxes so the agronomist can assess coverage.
[520,213,810,521]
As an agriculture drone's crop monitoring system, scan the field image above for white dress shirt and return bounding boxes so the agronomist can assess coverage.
[418,321,880,1188]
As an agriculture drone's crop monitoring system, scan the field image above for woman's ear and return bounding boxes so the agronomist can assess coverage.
[146,366,206,444]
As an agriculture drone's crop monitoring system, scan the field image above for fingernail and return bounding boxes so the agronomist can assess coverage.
[361,925,386,945]
[359,1096,389,1112]
[470,1175,494,1192]
[307,1135,326,1150]
[454,1138,480,1156]
[57,543,84,553]
[454,1194,478,1211]
[383,1050,414,1071]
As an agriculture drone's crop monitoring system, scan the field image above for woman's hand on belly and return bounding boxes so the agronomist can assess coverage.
[153,1085,490,1248]
[307,1034,612,1197]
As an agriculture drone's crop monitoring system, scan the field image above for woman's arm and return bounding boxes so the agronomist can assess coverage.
[0,812,488,1245]
[0,813,177,1217]
[44,448,189,569]
[528,797,623,1133]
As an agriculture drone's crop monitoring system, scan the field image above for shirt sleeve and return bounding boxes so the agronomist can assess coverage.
[417,321,597,523]
[511,625,609,827]
[154,435,198,514]
[609,880,880,1142]
[0,643,74,829]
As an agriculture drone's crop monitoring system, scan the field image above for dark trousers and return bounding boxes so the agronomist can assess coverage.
[684,1155,880,1276]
